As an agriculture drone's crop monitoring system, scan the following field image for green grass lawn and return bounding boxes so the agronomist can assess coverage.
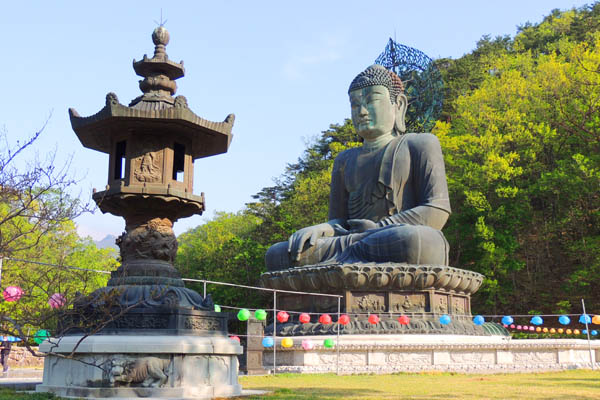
[237,370,600,399]
[4,370,599,399]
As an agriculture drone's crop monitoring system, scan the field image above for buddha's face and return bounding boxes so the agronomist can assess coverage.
[349,85,396,141]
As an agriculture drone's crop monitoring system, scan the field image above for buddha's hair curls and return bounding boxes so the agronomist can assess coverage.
[348,65,404,103]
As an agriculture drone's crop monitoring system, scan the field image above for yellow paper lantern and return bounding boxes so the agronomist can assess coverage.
[550,328,556,333]
[566,329,572,335]
[281,338,293,348]
[542,327,548,333]
[592,315,600,325]
[535,327,542,332]
[558,328,564,334]
[574,329,580,335]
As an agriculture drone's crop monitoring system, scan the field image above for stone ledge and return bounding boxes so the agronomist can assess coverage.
[39,335,241,355]
[262,335,600,374]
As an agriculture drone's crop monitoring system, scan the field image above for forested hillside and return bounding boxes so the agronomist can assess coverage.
[176,4,600,315]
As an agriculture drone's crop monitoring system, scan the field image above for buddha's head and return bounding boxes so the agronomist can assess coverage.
[348,65,407,140]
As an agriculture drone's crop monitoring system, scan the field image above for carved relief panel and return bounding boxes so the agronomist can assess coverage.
[391,293,428,313]
[451,296,467,315]
[350,292,386,313]
[130,137,164,184]
[433,294,449,314]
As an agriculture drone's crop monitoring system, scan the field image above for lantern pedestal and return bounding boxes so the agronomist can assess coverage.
[36,335,242,399]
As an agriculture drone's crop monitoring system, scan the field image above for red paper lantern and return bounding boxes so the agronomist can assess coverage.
[338,314,350,325]
[230,336,240,342]
[398,315,410,325]
[276,311,289,323]
[299,313,311,324]
[319,314,332,324]
[368,314,379,324]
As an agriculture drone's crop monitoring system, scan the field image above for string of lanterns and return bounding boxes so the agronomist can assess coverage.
[3,282,600,348]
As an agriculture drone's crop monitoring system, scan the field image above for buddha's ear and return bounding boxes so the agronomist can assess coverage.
[394,93,408,133]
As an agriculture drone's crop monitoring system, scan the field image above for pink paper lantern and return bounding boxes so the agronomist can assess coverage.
[301,339,314,350]
[516,325,522,330]
[3,286,23,302]
[510,324,515,329]
[230,336,240,342]
[48,293,66,309]
[529,326,535,331]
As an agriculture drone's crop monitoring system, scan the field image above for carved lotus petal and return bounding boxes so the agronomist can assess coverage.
[393,271,414,289]
[345,271,368,289]
[445,271,463,291]
[369,271,390,288]
[284,272,302,291]
[305,272,321,291]
[432,267,452,288]
[265,274,283,290]
[467,274,483,294]
[324,269,343,289]
[415,269,436,289]
[455,275,472,293]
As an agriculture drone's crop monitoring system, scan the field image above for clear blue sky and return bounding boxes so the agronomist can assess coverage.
[4,0,591,240]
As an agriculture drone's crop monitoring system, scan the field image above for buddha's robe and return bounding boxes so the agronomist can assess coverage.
[265,133,451,271]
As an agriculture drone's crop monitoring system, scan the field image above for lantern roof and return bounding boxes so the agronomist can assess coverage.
[69,26,234,160]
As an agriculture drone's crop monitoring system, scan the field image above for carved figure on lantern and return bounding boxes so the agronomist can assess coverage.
[266,65,451,271]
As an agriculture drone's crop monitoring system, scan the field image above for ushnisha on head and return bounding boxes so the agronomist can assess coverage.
[348,65,408,137]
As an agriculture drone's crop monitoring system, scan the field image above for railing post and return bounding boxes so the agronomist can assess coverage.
[273,290,277,375]
[336,295,341,376]
[581,299,595,369]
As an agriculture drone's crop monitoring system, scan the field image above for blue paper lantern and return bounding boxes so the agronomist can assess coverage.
[582,329,588,335]
[262,337,274,348]
[473,315,485,326]
[579,314,592,324]
[558,315,570,325]
[592,330,598,336]
[439,314,451,325]
[530,316,543,326]
[501,316,513,325]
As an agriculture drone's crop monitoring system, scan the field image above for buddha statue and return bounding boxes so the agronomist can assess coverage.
[266,65,451,271]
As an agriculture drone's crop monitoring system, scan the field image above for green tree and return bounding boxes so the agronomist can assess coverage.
[435,33,600,314]
[176,212,265,308]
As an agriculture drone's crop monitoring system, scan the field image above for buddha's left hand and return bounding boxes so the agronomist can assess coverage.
[346,219,377,233]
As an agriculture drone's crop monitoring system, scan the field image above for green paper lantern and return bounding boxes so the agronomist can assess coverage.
[254,309,267,321]
[33,329,50,345]
[214,304,221,312]
[237,308,251,321]
[323,338,334,348]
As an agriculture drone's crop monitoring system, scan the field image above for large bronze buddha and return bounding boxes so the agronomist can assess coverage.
[266,65,451,271]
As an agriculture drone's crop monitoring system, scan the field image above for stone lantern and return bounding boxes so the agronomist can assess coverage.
[37,27,242,399]
[69,26,234,293]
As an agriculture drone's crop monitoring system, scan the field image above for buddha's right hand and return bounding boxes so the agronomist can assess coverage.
[288,223,335,261]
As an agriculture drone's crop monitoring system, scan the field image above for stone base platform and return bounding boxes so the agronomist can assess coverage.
[261,263,492,335]
[36,335,242,399]
[264,334,600,374]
